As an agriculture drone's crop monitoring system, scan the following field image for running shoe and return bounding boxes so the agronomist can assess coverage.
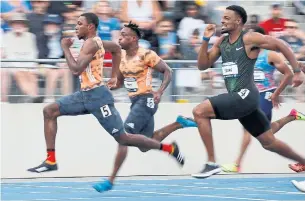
[291,180,305,193]
[176,115,197,128]
[221,163,241,173]
[289,109,305,120]
[92,179,113,193]
[27,160,58,173]
[192,163,222,178]
[289,163,305,173]
[170,142,185,166]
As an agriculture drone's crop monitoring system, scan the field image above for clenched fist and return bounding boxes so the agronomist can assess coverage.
[204,24,217,38]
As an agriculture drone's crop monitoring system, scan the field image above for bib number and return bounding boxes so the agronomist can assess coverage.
[124,78,138,92]
[147,97,155,109]
[101,105,112,118]
[254,70,266,81]
[222,62,239,78]
[264,91,273,101]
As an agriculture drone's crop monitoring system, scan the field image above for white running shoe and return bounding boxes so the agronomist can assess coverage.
[291,180,305,193]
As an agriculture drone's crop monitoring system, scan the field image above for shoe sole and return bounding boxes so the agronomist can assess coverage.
[192,167,222,178]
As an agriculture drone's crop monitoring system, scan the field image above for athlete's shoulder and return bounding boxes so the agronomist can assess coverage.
[139,47,157,55]
[215,35,227,47]
[82,38,99,53]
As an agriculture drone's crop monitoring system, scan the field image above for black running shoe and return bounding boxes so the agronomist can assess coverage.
[192,163,221,178]
[27,161,58,173]
[170,142,185,166]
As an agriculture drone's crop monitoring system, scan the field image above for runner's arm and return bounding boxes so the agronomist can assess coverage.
[154,59,173,94]
[244,32,300,73]
[197,36,223,70]
[63,39,97,76]
[103,41,121,79]
[268,51,293,97]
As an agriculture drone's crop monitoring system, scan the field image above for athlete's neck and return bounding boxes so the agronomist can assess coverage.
[84,32,97,41]
[126,43,139,57]
[229,27,243,44]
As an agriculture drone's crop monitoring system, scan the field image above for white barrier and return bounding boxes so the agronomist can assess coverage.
[1,103,305,178]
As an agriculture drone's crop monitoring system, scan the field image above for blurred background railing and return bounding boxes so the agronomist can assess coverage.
[1,59,304,103]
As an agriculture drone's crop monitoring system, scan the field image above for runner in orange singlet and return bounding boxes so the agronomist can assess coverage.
[92,22,197,193]
[28,13,186,173]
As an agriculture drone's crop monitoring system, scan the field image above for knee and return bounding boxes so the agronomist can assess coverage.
[192,105,205,119]
[114,133,130,146]
[43,104,59,119]
[260,138,276,151]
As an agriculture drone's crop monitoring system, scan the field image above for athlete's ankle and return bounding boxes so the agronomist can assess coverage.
[160,144,173,154]
[46,149,56,163]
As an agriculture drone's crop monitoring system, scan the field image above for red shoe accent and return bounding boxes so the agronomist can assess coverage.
[289,163,305,172]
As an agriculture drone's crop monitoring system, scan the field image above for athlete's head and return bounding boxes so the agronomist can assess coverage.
[75,12,99,40]
[119,21,141,50]
[221,5,247,34]
[249,26,266,35]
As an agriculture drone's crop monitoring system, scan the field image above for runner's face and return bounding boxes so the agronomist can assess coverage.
[119,27,136,50]
[221,9,241,34]
[75,16,89,40]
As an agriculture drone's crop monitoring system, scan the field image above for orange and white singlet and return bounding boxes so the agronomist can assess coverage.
[120,47,161,97]
[79,36,105,91]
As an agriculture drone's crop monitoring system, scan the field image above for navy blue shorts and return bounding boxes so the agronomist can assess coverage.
[259,89,275,122]
[56,86,125,137]
[124,94,158,138]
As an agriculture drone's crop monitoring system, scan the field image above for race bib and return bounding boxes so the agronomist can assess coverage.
[254,70,266,81]
[222,62,239,78]
[264,91,273,101]
[124,77,138,92]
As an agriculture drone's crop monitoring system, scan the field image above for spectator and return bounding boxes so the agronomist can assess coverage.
[26,0,50,59]
[62,7,78,38]
[259,3,287,37]
[120,0,163,42]
[177,3,207,40]
[94,1,120,42]
[1,0,32,32]
[245,14,260,30]
[155,18,180,60]
[2,13,43,103]
[279,19,305,61]
[42,14,72,102]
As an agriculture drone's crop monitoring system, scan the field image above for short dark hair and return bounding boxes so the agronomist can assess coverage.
[226,5,247,24]
[251,26,266,35]
[80,12,99,29]
[124,21,142,38]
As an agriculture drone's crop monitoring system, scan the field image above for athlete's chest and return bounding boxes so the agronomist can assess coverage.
[120,54,147,76]
[220,41,245,59]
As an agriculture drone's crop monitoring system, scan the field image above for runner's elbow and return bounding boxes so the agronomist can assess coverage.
[197,61,210,70]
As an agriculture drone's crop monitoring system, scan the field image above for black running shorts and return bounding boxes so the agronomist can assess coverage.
[208,88,271,137]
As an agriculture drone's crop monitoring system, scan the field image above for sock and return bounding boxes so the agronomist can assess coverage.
[160,144,173,154]
[46,149,56,163]
[207,161,217,166]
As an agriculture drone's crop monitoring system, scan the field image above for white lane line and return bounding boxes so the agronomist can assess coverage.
[118,182,304,195]
[112,189,284,201]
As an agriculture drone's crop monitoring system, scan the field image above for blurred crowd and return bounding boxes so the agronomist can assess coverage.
[0,0,305,103]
